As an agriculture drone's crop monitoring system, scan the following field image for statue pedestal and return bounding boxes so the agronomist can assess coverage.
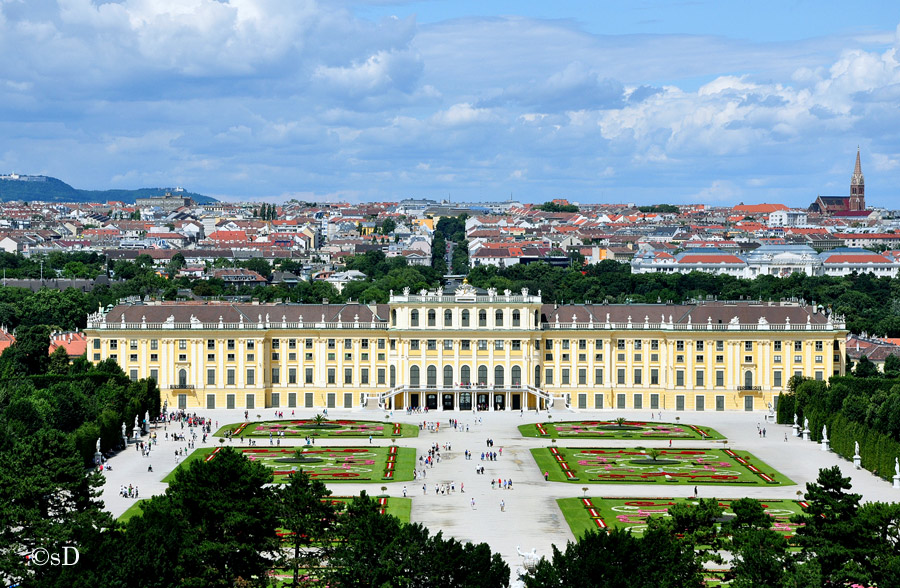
[133,427,142,441]
[893,474,900,490]
[821,440,829,452]
[94,451,103,465]
[853,455,861,470]
[792,424,800,437]
[122,435,128,448]
[802,429,810,441]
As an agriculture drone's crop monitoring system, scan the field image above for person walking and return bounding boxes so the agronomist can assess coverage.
[693,486,698,497]
[500,499,505,512]
[402,486,407,497]
[471,497,476,509]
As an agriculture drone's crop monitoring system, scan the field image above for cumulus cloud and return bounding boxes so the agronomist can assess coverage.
[1,4,900,205]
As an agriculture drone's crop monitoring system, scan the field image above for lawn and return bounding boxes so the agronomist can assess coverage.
[117,500,148,523]
[558,496,807,540]
[214,419,419,438]
[165,445,417,483]
[531,446,793,485]
[519,420,723,440]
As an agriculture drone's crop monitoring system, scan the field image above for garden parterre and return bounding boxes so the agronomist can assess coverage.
[166,445,416,483]
[558,496,807,539]
[519,420,723,440]
[215,419,419,438]
[532,447,792,485]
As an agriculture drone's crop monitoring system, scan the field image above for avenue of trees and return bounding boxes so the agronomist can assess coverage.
[779,370,900,483]
[0,326,159,466]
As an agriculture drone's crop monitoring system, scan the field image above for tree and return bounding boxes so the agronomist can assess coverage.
[381,218,396,235]
[48,345,71,375]
[278,470,338,586]
[792,466,873,586]
[854,355,879,378]
[120,447,280,587]
[451,239,469,274]
[723,498,793,587]
[523,525,702,588]
[0,324,50,376]
[883,353,900,377]
[325,492,509,587]
[0,424,112,587]
[535,201,579,213]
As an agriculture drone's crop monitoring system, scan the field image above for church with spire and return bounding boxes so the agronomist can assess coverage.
[810,148,868,215]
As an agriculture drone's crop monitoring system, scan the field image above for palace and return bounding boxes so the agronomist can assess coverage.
[85,282,847,413]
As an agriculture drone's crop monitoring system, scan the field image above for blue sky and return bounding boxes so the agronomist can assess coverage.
[1,1,899,207]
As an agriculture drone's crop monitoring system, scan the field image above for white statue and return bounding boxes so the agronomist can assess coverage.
[122,422,127,437]
[145,411,150,427]
[96,438,101,454]
[134,415,139,430]
[822,425,828,441]
[793,412,798,427]
[803,417,809,431]
[895,457,899,478]
[854,441,860,456]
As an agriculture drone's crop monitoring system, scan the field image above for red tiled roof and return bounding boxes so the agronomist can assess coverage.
[823,253,892,264]
[678,254,744,264]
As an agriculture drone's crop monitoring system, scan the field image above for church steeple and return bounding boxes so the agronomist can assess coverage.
[850,147,865,211]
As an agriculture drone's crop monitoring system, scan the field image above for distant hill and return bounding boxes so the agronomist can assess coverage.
[0,174,217,204]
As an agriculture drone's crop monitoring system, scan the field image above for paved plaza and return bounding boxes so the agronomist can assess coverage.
[100,407,900,581]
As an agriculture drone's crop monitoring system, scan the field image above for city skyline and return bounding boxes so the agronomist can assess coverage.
[2,1,900,206]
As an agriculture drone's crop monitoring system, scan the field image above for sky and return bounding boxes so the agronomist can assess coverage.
[2,1,900,207]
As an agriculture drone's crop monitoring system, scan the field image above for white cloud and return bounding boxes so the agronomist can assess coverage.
[2,5,900,205]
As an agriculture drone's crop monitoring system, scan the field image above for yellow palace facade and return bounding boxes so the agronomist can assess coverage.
[85,282,847,413]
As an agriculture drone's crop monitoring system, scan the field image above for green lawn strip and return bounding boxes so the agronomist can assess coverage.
[214,420,419,438]
[518,421,724,440]
[530,447,574,482]
[164,446,416,484]
[117,499,148,523]
[557,497,601,539]
[532,447,794,486]
[161,446,216,483]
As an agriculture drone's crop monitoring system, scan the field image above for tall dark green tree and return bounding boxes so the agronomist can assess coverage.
[325,492,509,587]
[791,466,873,586]
[0,422,112,587]
[119,447,280,587]
[278,470,338,586]
[523,524,702,588]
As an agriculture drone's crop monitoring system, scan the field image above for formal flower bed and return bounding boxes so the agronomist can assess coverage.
[533,447,792,485]
[520,420,723,440]
[217,419,418,438]
[559,496,806,539]
[193,446,415,483]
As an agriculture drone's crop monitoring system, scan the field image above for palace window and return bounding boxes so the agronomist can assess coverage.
[411,310,419,327]
[428,310,436,326]
[512,310,520,326]
[445,310,453,326]
[495,310,503,327]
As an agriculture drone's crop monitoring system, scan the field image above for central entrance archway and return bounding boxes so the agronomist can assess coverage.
[459,392,472,411]
[442,394,454,410]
